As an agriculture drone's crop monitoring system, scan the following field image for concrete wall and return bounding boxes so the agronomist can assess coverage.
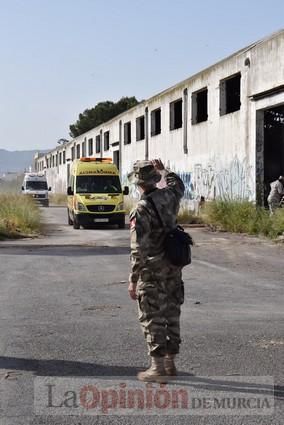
[35,30,284,206]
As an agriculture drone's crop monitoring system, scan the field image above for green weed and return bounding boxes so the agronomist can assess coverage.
[0,194,41,239]
[203,200,284,239]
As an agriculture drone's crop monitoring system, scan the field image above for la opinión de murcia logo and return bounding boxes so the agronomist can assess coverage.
[34,377,275,416]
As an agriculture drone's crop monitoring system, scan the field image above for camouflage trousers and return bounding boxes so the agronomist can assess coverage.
[268,200,280,215]
[137,264,184,357]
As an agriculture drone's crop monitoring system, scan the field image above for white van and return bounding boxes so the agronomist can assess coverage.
[22,173,51,207]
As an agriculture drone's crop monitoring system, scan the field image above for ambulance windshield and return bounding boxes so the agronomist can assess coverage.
[76,175,122,194]
[26,181,48,190]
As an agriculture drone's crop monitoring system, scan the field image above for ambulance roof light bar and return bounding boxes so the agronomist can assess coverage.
[80,157,112,163]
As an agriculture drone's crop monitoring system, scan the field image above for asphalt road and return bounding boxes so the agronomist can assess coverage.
[0,207,283,425]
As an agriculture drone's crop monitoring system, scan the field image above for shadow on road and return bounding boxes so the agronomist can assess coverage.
[0,245,130,256]
[0,356,282,400]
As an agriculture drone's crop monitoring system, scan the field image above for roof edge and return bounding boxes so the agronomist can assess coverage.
[39,29,284,158]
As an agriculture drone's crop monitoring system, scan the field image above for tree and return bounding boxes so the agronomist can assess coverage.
[69,97,139,138]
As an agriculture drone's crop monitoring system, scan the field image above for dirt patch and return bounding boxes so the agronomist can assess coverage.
[82,304,121,312]
[254,339,284,349]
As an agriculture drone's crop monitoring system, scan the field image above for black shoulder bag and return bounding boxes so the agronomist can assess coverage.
[147,197,193,267]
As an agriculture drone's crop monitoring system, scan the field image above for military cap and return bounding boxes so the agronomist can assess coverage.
[128,160,161,185]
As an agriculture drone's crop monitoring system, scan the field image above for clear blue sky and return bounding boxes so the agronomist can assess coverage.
[0,0,283,151]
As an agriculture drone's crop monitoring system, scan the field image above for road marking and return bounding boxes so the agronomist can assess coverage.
[194,259,241,277]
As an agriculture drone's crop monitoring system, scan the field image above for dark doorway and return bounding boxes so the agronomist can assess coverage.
[113,150,120,170]
[263,105,284,204]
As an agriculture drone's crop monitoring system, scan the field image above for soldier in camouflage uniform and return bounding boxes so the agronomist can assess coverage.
[128,159,185,383]
[267,176,284,214]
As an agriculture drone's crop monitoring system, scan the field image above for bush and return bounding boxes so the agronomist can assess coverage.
[178,206,204,225]
[0,194,41,239]
[268,208,284,239]
[49,193,67,205]
[203,200,284,239]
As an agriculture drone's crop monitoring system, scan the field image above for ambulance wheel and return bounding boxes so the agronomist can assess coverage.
[73,215,80,229]
[67,209,73,225]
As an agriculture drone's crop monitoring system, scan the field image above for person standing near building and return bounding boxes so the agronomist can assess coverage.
[128,159,185,383]
[267,176,284,214]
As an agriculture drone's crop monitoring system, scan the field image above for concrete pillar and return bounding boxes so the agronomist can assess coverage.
[183,88,188,154]
[145,106,149,160]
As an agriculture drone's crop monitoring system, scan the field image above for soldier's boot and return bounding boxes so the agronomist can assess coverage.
[164,354,177,376]
[137,356,168,384]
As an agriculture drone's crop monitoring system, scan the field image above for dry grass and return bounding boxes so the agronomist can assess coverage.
[0,194,41,239]
[49,193,67,205]
[203,200,284,239]
[177,206,204,225]
[0,174,24,193]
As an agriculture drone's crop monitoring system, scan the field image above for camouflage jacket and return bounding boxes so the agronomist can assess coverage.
[268,180,284,204]
[129,170,185,283]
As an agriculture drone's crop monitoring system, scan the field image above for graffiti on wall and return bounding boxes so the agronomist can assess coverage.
[123,171,195,201]
[177,171,195,200]
[193,157,254,201]
[215,157,254,200]
[123,156,254,203]
[193,164,215,200]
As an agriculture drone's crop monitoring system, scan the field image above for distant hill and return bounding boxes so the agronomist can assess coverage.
[0,149,41,174]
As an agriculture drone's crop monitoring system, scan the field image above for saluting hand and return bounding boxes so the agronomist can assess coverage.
[128,281,137,300]
[152,159,165,171]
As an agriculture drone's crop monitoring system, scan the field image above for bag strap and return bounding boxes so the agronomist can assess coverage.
[147,196,165,228]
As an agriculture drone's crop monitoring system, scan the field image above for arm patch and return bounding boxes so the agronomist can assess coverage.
[130,217,136,229]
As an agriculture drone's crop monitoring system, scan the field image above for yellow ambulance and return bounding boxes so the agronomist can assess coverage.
[67,158,129,229]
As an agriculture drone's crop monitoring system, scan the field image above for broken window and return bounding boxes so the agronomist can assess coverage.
[170,98,183,130]
[104,131,110,151]
[136,115,145,141]
[151,108,161,136]
[124,122,131,144]
[88,138,93,156]
[192,88,208,124]
[96,135,101,154]
[76,144,80,159]
[220,73,241,115]
[82,141,86,157]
